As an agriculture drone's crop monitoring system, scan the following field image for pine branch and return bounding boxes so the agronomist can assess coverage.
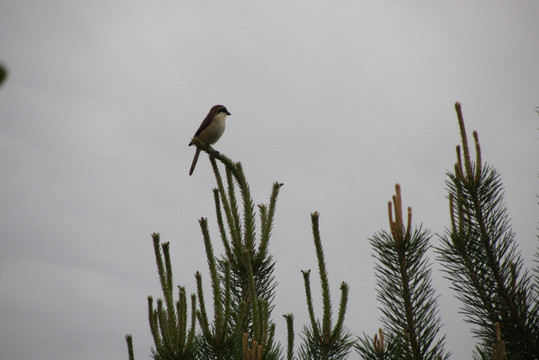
[356,328,402,360]
[257,182,284,262]
[437,102,539,359]
[195,268,239,359]
[367,185,448,360]
[213,188,233,260]
[195,271,211,338]
[125,334,135,360]
[134,234,198,360]
[284,314,295,360]
[191,140,283,359]
[298,212,354,360]
[491,323,507,360]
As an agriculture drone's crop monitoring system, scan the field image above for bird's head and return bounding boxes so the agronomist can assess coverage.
[211,104,231,116]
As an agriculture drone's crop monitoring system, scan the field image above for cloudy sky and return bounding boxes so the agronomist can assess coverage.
[1,1,538,359]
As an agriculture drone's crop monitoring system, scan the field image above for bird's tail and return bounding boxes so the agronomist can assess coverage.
[189,148,201,176]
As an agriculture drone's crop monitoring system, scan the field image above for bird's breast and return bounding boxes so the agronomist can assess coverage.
[200,114,226,145]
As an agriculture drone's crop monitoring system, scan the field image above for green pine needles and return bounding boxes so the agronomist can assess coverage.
[126,102,539,360]
[356,185,449,360]
[126,234,198,359]
[127,138,284,360]
[436,103,539,359]
[298,212,354,360]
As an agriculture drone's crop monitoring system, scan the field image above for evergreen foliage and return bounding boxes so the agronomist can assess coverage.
[356,328,402,360]
[297,212,354,360]
[147,234,197,360]
[125,102,539,360]
[193,139,283,359]
[436,103,539,360]
[356,185,448,360]
[283,314,295,360]
[127,139,283,360]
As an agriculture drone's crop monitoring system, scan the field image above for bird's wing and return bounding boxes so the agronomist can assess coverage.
[193,113,213,138]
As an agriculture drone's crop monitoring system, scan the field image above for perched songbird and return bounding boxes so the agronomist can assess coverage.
[189,105,231,176]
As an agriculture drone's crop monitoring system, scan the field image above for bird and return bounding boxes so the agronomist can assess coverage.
[189,105,231,176]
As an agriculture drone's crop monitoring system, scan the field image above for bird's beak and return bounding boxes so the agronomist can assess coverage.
[226,110,231,115]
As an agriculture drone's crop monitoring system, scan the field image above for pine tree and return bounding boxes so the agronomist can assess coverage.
[127,139,283,360]
[355,185,448,360]
[436,102,539,359]
[125,102,539,360]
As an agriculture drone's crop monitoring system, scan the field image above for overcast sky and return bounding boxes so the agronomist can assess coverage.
[1,1,538,359]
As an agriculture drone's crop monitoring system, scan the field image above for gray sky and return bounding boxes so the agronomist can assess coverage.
[1,1,538,359]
